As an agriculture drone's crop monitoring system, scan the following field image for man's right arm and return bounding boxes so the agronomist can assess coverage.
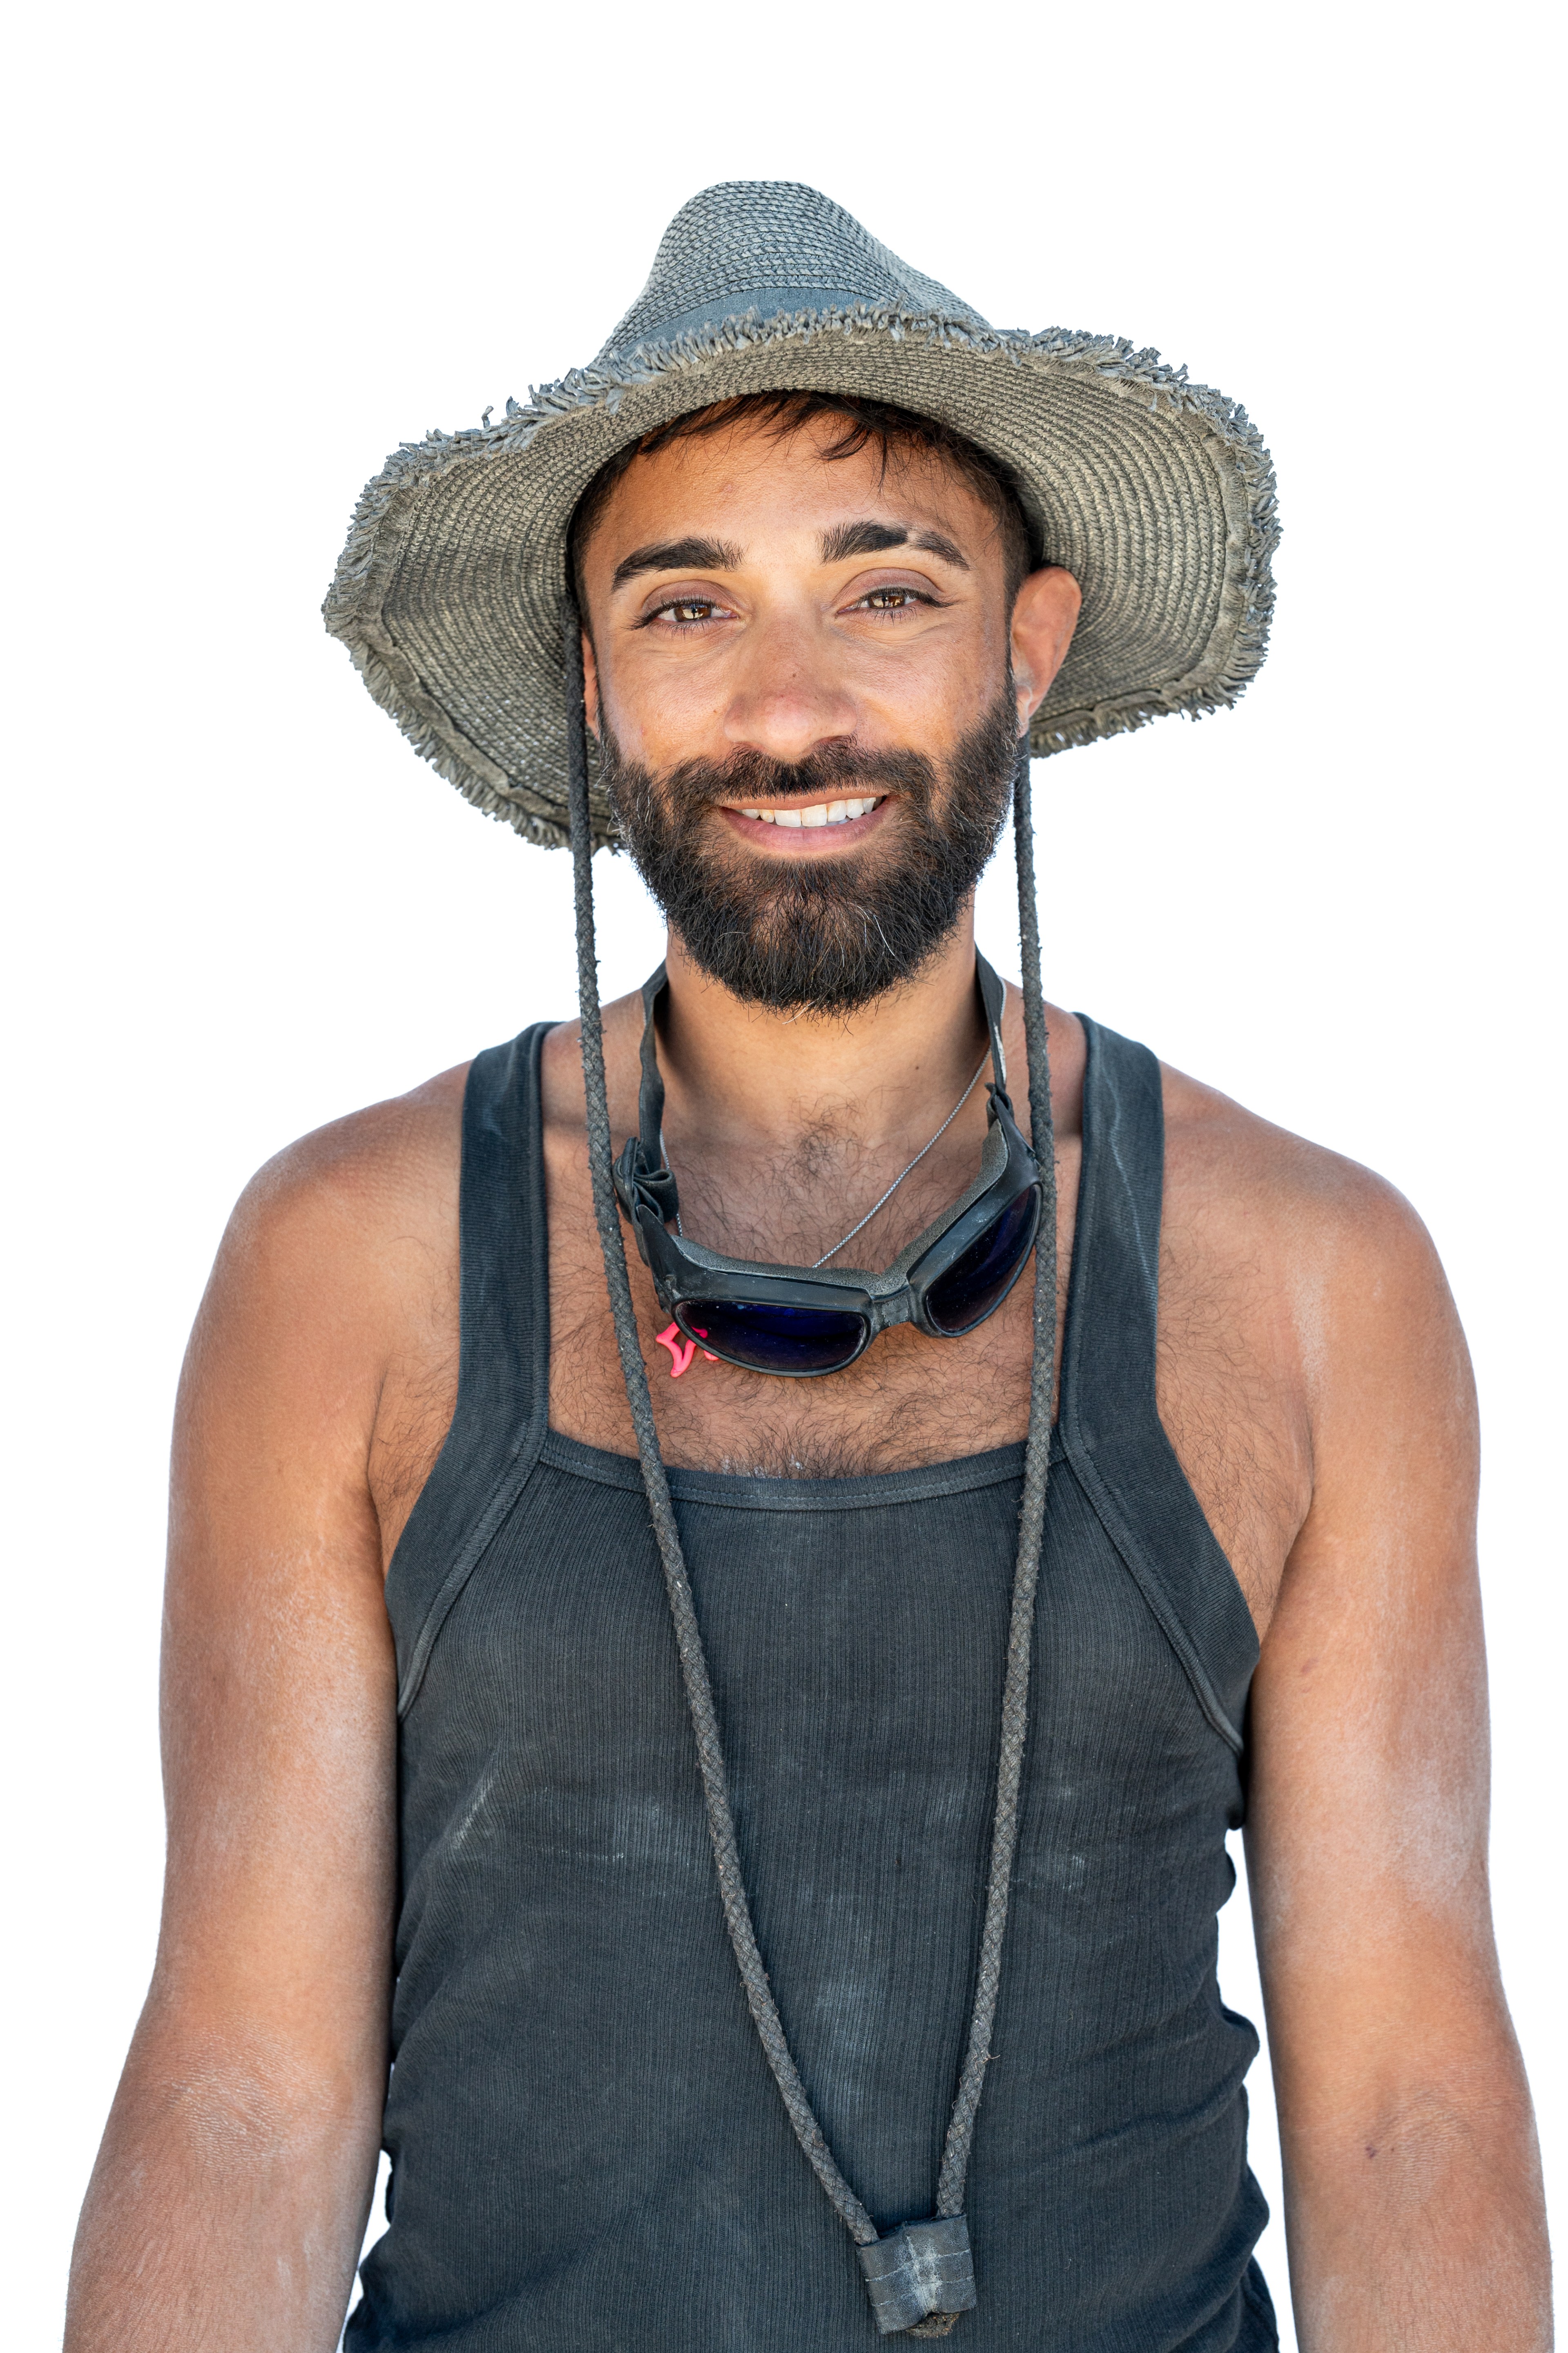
[65,1127,406,2351]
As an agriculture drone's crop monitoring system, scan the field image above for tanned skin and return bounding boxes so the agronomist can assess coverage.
[66,417,1550,2350]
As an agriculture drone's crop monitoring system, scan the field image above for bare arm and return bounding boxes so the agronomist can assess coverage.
[1247,1177,1550,2349]
[65,1135,408,2351]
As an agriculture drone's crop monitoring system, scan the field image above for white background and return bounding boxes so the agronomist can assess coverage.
[4,2,1561,2344]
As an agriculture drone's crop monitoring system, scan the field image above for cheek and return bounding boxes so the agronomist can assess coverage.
[864,627,1006,748]
[598,653,723,765]
[887,602,1009,694]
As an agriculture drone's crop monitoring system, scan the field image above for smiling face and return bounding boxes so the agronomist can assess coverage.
[575,405,1080,1012]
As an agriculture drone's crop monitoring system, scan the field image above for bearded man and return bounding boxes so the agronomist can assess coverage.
[67,184,1549,2351]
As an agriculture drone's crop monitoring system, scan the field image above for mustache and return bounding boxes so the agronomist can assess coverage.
[641,740,939,811]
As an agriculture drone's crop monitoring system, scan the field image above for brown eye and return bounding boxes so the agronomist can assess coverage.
[640,595,729,630]
[860,587,923,610]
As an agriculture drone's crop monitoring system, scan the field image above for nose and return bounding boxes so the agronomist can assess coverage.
[720,614,859,767]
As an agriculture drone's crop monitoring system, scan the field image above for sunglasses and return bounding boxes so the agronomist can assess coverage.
[612,952,1042,1378]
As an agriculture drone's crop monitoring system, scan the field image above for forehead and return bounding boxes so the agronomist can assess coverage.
[584,415,1002,564]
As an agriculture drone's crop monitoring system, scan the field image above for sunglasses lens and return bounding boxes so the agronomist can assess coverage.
[924,1186,1040,1337]
[680,1299,868,1375]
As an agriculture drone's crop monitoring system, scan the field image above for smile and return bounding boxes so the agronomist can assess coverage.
[735,796,885,830]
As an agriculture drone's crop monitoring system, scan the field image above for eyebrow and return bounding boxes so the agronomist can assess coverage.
[611,536,743,589]
[817,519,970,570]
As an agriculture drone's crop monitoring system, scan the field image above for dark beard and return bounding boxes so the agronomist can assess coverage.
[601,688,1020,1015]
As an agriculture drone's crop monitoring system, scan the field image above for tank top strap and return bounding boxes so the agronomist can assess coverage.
[385,1022,556,1716]
[1059,1016,1259,1753]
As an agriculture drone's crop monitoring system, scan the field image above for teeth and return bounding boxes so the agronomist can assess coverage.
[739,796,881,829]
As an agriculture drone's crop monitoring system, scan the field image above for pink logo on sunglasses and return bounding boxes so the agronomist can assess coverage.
[655,1322,718,1378]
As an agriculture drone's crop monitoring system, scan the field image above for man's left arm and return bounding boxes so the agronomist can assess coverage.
[1246,1172,1550,2351]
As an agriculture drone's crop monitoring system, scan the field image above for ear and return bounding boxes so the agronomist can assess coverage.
[581,626,602,740]
[1009,567,1082,731]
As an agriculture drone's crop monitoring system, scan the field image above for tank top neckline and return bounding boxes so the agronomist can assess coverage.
[539,1422,1064,1510]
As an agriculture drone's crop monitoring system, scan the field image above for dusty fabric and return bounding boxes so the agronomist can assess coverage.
[346,1016,1277,2350]
[323,181,1280,849]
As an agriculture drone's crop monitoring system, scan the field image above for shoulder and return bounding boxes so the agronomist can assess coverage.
[145,1063,485,1609]
[1133,1051,1469,1631]
[228,1062,468,1268]
[1161,1056,1437,1268]
[1156,1056,1465,1424]
[191,1063,472,1402]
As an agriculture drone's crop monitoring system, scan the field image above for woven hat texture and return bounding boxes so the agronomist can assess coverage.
[324,182,1279,849]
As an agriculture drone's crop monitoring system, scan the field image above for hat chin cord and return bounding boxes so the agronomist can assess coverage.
[563,603,1057,2339]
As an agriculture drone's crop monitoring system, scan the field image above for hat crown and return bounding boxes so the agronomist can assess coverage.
[596,180,987,364]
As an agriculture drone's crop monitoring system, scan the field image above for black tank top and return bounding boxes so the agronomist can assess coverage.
[346,1016,1278,2352]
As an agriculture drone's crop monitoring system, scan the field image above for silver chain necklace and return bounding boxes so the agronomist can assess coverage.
[664,1048,990,1268]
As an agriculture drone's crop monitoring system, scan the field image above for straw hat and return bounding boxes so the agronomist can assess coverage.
[324,181,1279,850]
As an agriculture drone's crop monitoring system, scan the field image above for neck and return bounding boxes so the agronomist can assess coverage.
[656,912,989,1164]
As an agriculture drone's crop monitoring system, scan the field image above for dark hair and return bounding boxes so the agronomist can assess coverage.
[567,389,1040,617]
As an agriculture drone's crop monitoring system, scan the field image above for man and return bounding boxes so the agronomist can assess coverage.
[67,183,1548,2349]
